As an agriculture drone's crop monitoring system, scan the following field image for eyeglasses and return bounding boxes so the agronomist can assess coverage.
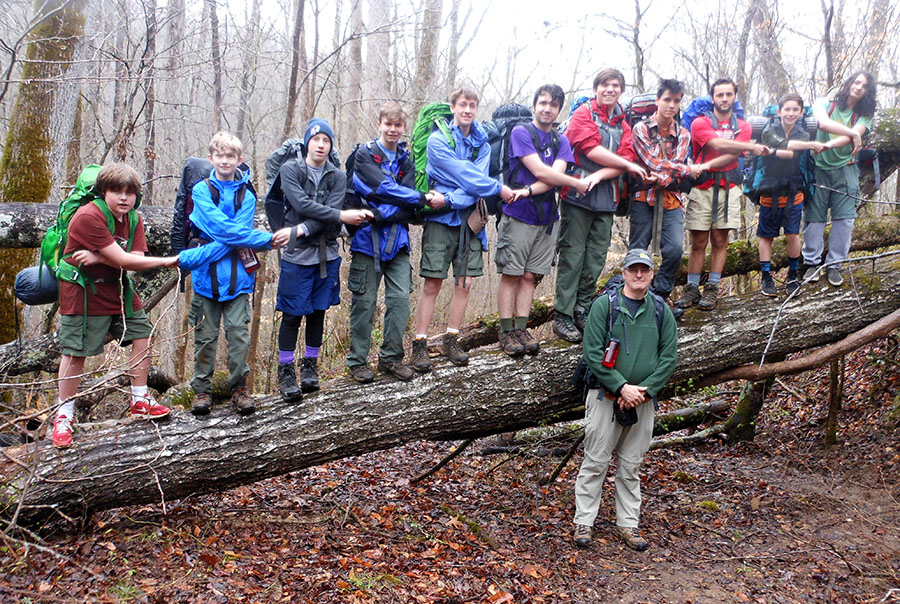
[625,265,652,274]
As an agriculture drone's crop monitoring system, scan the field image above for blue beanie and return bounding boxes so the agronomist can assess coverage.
[304,118,335,148]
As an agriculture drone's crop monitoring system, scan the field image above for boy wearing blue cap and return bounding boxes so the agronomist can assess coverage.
[270,119,372,400]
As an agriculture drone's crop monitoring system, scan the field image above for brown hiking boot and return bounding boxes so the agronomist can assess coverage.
[616,526,649,551]
[698,283,718,310]
[573,523,592,547]
[443,333,469,366]
[499,330,526,357]
[410,338,432,373]
[231,379,255,416]
[191,392,212,416]
[377,359,415,381]
[349,363,375,384]
[514,329,540,355]
[675,283,701,309]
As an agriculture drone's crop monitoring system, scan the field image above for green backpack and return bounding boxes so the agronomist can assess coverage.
[411,102,480,195]
[42,164,140,320]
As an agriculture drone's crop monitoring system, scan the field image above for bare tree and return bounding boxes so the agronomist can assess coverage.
[367,0,392,119]
[235,0,261,142]
[142,0,158,203]
[208,0,222,131]
[346,0,364,145]
[282,0,307,138]
[411,0,442,114]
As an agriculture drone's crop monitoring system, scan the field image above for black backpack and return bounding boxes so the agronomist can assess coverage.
[264,140,341,232]
[570,275,667,389]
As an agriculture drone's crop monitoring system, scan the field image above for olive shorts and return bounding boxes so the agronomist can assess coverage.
[59,309,153,357]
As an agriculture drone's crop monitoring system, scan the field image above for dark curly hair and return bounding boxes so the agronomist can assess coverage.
[836,70,877,118]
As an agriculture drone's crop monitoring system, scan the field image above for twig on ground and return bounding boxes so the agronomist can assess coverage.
[412,439,475,484]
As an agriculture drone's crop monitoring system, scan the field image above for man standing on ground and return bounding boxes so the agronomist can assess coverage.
[553,68,649,343]
[629,79,707,319]
[573,249,677,551]
[676,78,771,311]
[802,70,877,287]
[497,84,598,357]
[410,86,514,372]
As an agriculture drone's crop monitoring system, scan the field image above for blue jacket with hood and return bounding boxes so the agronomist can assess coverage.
[425,121,501,250]
[350,140,425,262]
[178,168,273,301]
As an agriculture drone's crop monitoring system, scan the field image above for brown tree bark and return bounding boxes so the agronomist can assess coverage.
[2,254,900,525]
[282,0,307,139]
[207,0,223,131]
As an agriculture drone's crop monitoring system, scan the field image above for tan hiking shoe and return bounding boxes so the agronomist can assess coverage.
[616,526,648,551]
[231,379,255,416]
[573,523,592,547]
[675,283,701,309]
[499,330,526,357]
[514,328,540,355]
[698,283,718,310]
[377,359,415,381]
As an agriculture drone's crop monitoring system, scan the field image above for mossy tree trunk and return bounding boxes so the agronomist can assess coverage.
[824,356,844,447]
[724,377,775,442]
[0,0,86,344]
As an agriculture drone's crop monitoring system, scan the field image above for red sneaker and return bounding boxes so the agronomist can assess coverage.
[52,415,73,449]
[131,396,171,419]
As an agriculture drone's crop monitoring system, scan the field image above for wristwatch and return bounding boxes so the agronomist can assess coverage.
[527,185,533,196]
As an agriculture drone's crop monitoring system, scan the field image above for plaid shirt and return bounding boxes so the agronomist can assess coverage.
[632,115,692,209]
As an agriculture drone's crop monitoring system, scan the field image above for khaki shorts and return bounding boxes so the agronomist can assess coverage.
[59,309,154,357]
[684,186,744,231]
[420,221,484,279]
[495,214,559,276]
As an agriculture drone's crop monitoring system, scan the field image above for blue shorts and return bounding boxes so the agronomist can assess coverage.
[276,257,341,317]
[757,199,803,238]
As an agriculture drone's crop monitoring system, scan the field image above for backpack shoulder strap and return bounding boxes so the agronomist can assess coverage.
[204,179,220,206]
[234,184,247,211]
[649,291,666,333]
[605,287,620,334]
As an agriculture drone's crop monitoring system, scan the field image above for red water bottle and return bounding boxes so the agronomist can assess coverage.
[602,338,619,368]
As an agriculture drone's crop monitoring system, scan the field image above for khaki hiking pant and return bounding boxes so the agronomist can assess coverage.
[574,388,655,529]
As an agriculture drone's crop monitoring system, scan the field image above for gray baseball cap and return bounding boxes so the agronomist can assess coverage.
[623,248,654,269]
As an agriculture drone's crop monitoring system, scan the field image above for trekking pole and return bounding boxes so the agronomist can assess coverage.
[812,184,900,206]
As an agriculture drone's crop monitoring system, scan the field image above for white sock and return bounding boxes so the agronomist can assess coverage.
[131,385,149,402]
[415,334,427,341]
[446,328,460,335]
[57,398,75,419]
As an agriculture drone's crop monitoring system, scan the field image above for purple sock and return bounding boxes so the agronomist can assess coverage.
[279,350,294,365]
[305,346,320,359]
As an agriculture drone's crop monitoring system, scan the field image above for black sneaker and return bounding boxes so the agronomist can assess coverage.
[827,267,844,287]
[760,273,777,297]
[349,364,375,383]
[377,359,415,381]
[300,357,320,393]
[278,362,303,402]
[675,283,701,309]
[553,311,582,343]
[499,330,526,357]
[786,278,800,296]
[410,338,432,373]
[698,283,718,310]
[191,392,212,416]
[443,333,469,366]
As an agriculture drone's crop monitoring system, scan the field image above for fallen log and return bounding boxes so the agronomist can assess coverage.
[2,254,899,525]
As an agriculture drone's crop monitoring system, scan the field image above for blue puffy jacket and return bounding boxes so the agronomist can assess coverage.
[178,169,273,301]
[350,140,425,262]
[425,121,501,250]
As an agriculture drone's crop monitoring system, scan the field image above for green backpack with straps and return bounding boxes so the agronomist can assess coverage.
[44,164,140,317]
[410,102,480,195]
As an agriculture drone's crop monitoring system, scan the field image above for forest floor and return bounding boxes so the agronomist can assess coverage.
[2,339,900,603]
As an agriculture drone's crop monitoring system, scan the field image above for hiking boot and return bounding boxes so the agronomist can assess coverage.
[410,338,432,373]
[698,283,718,311]
[191,392,212,416]
[231,379,255,416]
[573,523,592,548]
[377,359,415,381]
[675,283,701,309]
[515,328,540,355]
[499,330,526,357]
[443,333,469,366]
[827,267,844,287]
[349,363,375,384]
[800,263,820,282]
[573,306,588,333]
[131,395,171,419]
[616,526,649,552]
[760,273,777,297]
[668,304,684,320]
[51,415,73,449]
[553,311,582,343]
[278,362,303,402]
[786,278,800,296]
[299,357,320,393]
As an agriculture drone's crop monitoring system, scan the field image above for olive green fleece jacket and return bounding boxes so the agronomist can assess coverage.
[582,291,678,399]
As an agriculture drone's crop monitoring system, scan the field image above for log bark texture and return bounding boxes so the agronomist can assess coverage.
[3,254,900,525]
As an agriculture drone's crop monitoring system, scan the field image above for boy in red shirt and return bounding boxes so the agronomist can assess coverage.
[52,163,179,448]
